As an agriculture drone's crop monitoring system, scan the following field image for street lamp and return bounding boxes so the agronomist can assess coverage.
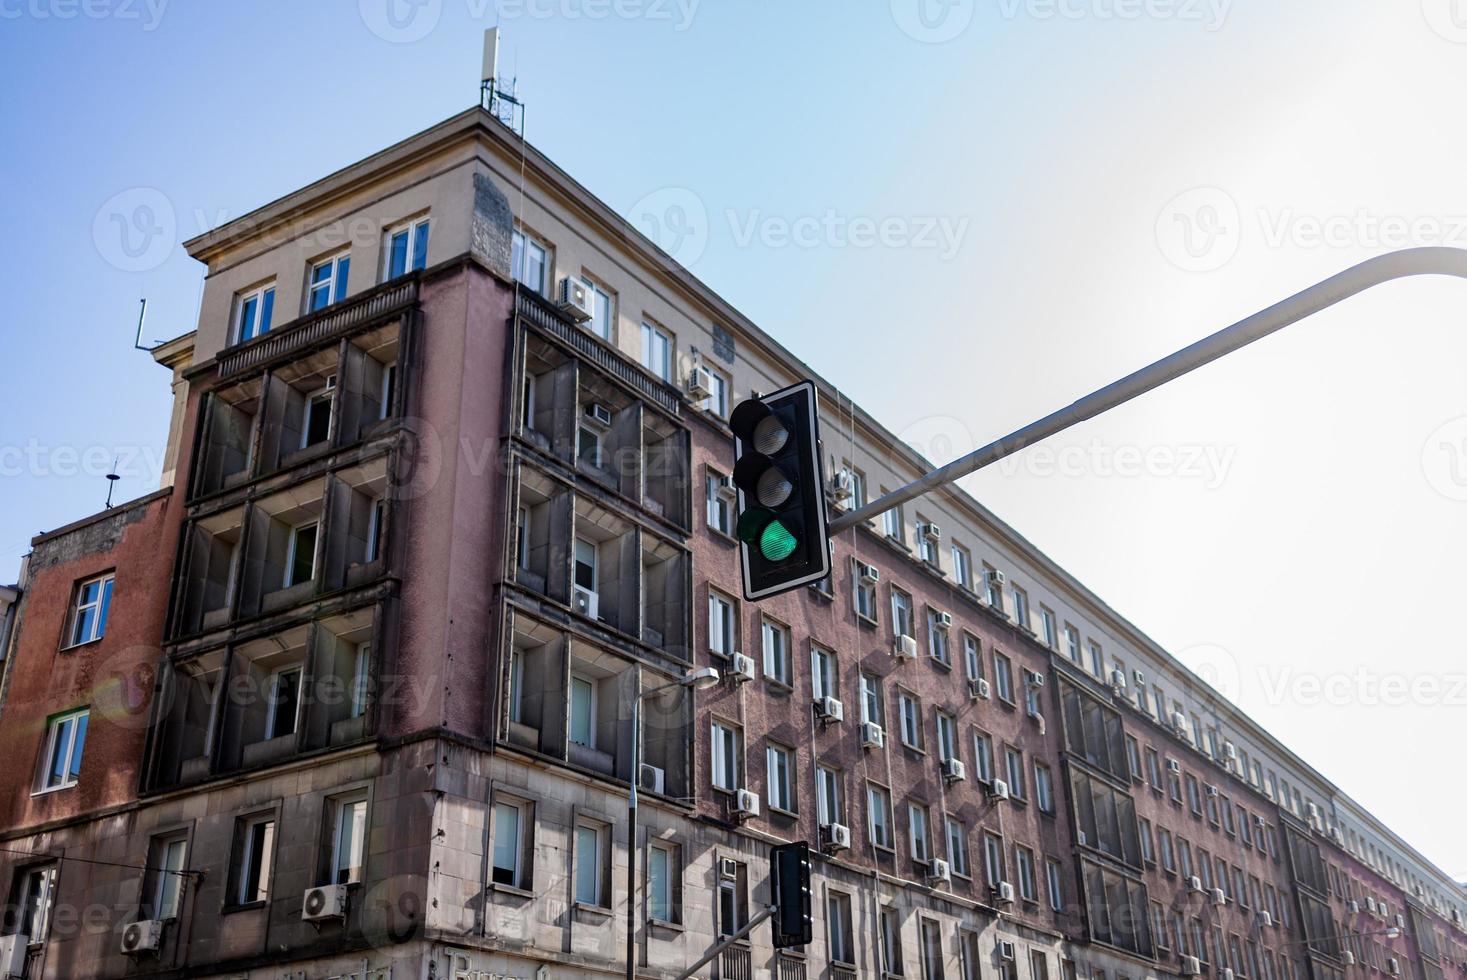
[626,666,719,980]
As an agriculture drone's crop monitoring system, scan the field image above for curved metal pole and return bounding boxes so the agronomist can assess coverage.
[829,247,1467,535]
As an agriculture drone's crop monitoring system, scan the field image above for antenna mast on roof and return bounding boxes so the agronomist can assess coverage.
[480,27,525,136]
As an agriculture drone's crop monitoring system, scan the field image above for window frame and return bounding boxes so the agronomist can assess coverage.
[64,573,114,649]
[385,215,431,280]
[641,320,675,382]
[37,707,89,792]
[232,281,276,345]
[326,791,369,886]
[306,251,351,312]
[229,812,277,907]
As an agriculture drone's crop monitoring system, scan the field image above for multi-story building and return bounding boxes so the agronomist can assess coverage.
[0,100,1462,980]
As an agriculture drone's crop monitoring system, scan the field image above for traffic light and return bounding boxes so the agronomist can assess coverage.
[771,841,813,949]
[729,380,830,601]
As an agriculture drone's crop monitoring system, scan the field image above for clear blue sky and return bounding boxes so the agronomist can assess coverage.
[4,1,1466,879]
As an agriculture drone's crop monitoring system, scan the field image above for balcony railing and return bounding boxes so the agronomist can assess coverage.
[716,946,752,980]
[516,286,683,417]
[217,278,419,378]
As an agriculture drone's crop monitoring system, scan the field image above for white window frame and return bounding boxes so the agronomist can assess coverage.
[1046,858,1064,912]
[762,619,790,685]
[908,802,930,862]
[233,282,276,344]
[811,645,835,701]
[264,665,303,740]
[648,841,678,924]
[1016,845,1037,902]
[574,820,608,907]
[706,469,733,535]
[708,591,736,659]
[767,743,794,812]
[1039,606,1058,649]
[39,708,89,791]
[573,537,598,593]
[641,321,674,382]
[151,835,188,920]
[711,721,740,791]
[569,672,598,748]
[951,543,972,589]
[284,521,319,588]
[511,229,550,294]
[349,642,371,719]
[892,588,913,639]
[972,731,994,782]
[816,766,841,826]
[300,375,337,449]
[307,251,351,312]
[234,814,276,905]
[492,797,531,889]
[947,816,969,876]
[936,711,958,763]
[329,794,368,885]
[899,691,922,748]
[385,216,430,279]
[867,784,892,848]
[860,674,882,726]
[580,275,614,340]
[65,573,114,648]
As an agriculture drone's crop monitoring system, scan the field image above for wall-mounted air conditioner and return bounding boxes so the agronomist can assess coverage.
[988,779,1011,801]
[822,823,851,851]
[302,884,350,922]
[968,677,991,701]
[686,365,715,400]
[894,634,917,660]
[639,763,665,794]
[572,586,599,619]
[732,653,755,682]
[557,278,593,322]
[860,722,886,749]
[815,696,844,723]
[734,789,760,817]
[941,758,966,783]
[929,858,952,882]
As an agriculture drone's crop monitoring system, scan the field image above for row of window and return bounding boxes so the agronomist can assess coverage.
[230,216,429,345]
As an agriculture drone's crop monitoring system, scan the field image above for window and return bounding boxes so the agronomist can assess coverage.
[859,674,883,726]
[648,842,679,924]
[927,609,950,664]
[300,374,337,449]
[951,543,972,588]
[1158,828,1176,873]
[569,674,597,747]
[762,619,790,685]
[14,863,57,942]
[284,522,318,587]
[972,730,994,782]
[827,891,855,966]
[386,216,430,278]
[1004,746,1026,798]
[232,814,276,905]
[1059,626,1079,665]
[716,859,747,937]
[868,784,893,848]
[993,651,1014,701]
[1198,848,1213,889]
[1047,858,1065,912]
[580,276,614,340]
[574,820,608,906]
[983,833,1005,886]
[892,588,914,639]
[1016,846,1037,901]
[880,907,905,976]
[39,708,88,791]
[308,252,350,311]
[65,574,113,647]
[1039,606,1058,648]
[234,282,275,343]
[574,537,597,593]
[329,793,368,885]
[1187,774,1203,815]
[703,365,730,418]
[983,565,1003,610]
[844,465,868,510]
[641,321,674,382]
[711,722,740,791]
[1124,735,1141,781]
[1145,747,1162,789]
[898,691,923,749]
[577,424,603,469]
[351,641,372,719]
[708,591,736,659]
[963,634,983,680]
[1088,641,1104,677]
[854,564,878,620]
[147,834,188,919]
[767,744,795,812]
[1138,819,1154,864]
[947,817,969,877]
[936,712,958,763]
[1012,586,1030,629]
[921,918,945,980]
[492,798,532,889]
[365,498,385,562]
[816,766,842,826]
[811,645,836,701]
[908,803,930,862]
[915,516,939,565]
[881,494,905,542]
[264,666,302,740]
[705,470,733,535]
[1034,762,1054,813]
[1179,838,1194,877]
[511,229,549,294]
[1030,950,1050,980]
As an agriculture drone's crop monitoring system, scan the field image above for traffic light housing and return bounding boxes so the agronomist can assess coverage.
[729,381,830,601]
[771,841,813,949]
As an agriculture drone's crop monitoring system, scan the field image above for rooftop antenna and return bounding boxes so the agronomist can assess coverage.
[132,297,163,351]
[104,461,121,508]
[479,27,524,136]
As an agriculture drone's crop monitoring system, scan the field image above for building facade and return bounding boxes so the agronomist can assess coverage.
[0,105,1462,980]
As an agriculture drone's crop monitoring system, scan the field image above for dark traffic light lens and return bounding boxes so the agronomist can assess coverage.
[756,467,793,507]
[752,416,789,455]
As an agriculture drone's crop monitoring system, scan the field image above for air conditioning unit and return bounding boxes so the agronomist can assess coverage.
[686,365,715,399]
[815,696,844,722]
[1366,897,1378,914]
[968,677,991,700]
[557,278,593,321]
[857,562,880,585]
[1210,888,1227,907]
[1076,830,1089,847]
[933,610,953,630]
[302,883,350,922]
[918,522,941,542]
[930,858,952,882]
[1170,711,1188,732]
[718,857,740,880]
[1259,911,1275,928]
[1223,741,1238,760]
[1133,669,1146,685]
[734,789,760,817]
[1222,969,1236,980]
[1342,952,1356,966]
[941,758,966,783]
[988,779,1011,801]
[1388,959,1400,977]
[1188,875,1204,893]
[1347,900,1360,914]
[1206,784,1219,798]
[715,474,738,501]
[1395,913,1406,929]
[639,763,666,794]
[829,469,855,502]
[1026,670,1045,688]
[995,883,1016,906]
[732,653,755,683]
[860,722,886,749]
[1166,758,1182,775]
[0,935,27,979]
[987,569,1008,587]
[1109,669,1128,691]
[1329,825,1345,846]
[120,919,164,956]
[1181,955,1202,976]
[583,402,613,428]
[572,586,599,619]
[822,823,851,852]
[894,634,918,660]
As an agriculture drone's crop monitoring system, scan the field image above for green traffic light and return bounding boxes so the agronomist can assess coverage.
[759,519,799,561]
